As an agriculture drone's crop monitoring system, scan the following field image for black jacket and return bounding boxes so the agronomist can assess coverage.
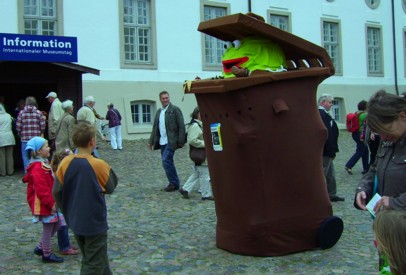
[319,107,339,158]
[149,103,186,150]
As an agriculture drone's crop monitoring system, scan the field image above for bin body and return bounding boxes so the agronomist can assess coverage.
[195,75,332,256]
[188,12,343,256]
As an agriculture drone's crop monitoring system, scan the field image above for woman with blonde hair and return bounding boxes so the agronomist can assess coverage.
[373,210,406,275]
[179,107,213,200]
[55,100,75,152]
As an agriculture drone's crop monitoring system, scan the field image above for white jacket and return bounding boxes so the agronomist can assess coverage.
[187,119,207,165]
[0,106,15,147]
[48,98,64,139]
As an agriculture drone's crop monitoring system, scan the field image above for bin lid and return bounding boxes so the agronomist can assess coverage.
[185,68,331,94]
[198,13,334,75]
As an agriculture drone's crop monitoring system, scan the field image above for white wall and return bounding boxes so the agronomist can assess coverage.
[1,0,405,139]
[0,2,18,33]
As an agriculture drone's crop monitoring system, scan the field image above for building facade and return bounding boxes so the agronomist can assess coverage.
[0,0,405,139]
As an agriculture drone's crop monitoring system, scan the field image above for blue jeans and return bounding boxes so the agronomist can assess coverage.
[57,225,71,251]
[93,147,100,158]
[160,144,180,187]
[21,141,28,173]
[345,131,369,171]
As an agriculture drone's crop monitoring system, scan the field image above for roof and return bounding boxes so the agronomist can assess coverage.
[0,61,100,75]
[52,62,100,75]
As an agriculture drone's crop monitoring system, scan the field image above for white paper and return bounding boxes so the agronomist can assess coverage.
[366,193,382,217]
[210,123,223,151]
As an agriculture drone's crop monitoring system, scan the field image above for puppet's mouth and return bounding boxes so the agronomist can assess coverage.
[222,57,249,73]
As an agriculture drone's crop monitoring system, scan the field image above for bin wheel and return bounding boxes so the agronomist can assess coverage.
[317,216,344,249]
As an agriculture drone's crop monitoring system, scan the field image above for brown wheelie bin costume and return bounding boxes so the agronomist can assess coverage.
[185,13,343,256]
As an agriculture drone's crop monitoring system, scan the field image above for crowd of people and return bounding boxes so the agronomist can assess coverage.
[0,92,122,271]
[0,92,124,175]
[1,89,405,273]
[319,90,406,274]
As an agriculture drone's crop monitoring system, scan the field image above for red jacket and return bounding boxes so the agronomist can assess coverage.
[23,161,55,216]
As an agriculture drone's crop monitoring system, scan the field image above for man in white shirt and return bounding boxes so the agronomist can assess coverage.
[148,91,186,191]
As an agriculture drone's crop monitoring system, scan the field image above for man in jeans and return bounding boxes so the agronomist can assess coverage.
[148,91,185,192]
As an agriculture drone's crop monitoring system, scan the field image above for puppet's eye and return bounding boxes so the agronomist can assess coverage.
[232,40,241,49]
[224,41,233,49]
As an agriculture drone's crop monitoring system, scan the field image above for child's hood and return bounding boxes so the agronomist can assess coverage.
[23,105,38,113]
[22,161,52,184]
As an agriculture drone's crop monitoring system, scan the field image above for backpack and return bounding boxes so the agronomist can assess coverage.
[346,112,360,133]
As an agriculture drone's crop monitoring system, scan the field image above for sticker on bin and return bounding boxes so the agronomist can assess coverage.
[210,123,223,151]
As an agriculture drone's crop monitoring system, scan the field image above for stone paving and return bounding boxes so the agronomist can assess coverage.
[0,131,378,274]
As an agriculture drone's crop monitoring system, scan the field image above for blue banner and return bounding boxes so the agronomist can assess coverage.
[0,33,78,62]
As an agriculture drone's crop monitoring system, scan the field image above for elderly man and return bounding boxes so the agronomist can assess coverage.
[318,94,345,202]
[77,96,104,157]
[55,100,75,151]
[46,91,64,152]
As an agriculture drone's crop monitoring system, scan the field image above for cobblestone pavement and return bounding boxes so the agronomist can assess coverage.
[0,131,378,274]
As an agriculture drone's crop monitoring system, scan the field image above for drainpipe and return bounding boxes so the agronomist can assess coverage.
[248,0,251,12]
[391,0,399,95]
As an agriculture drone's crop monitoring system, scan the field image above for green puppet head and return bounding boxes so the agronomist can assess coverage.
[222,37,287,78]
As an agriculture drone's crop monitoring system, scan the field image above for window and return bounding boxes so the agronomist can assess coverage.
[403,0,406,13]
[20,0,61,35]
[365,0,380,9]
[123,0,151,63]
[322,21,342,75]
[131,101,153,125]
[332,99,342,122]
[269,14,289,32]
[120,0,156,68]
[366,26,383,75]
[201,1,229,70]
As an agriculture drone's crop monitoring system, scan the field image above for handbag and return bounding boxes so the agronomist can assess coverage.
[189,145,206,164]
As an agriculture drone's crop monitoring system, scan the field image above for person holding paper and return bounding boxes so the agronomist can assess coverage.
[354,90,406,214]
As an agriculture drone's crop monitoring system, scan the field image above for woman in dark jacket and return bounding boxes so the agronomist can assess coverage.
[355,90,406,213]
[354,90,406,275]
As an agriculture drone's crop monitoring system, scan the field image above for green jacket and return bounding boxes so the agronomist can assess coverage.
[149,103,186,150]
[358,111,367,133]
